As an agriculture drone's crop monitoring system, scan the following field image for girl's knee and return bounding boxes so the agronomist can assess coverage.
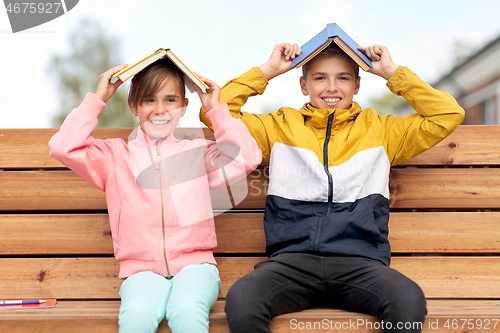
[119,303,163,333]
[167,300,210,333]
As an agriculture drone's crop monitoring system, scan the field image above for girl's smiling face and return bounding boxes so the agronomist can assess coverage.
[300,56,360,110]
[130,76,188,139]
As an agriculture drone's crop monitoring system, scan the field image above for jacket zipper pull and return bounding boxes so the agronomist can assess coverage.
[155,137,164,156]
[154,141,161,170]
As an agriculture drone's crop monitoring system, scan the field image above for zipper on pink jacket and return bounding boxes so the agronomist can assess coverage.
[157,141,172,278]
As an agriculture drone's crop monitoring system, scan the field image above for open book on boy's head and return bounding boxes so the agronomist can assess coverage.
[292,23,373,71]
[112,48,208,93]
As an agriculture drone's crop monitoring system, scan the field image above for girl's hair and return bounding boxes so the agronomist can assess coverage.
[301,44,359,80]
[128,58,186,110]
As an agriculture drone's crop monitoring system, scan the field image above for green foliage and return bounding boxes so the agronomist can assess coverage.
[49,17,135,127]
[368,92,408,116]
[450,39,478,69]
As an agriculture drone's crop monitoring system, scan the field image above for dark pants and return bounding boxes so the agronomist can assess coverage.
[225,253,426,333]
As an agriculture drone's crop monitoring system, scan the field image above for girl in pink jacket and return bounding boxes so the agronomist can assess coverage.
[49,59,261,333]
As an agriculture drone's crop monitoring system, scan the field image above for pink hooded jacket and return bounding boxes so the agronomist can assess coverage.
[49,93,261,278]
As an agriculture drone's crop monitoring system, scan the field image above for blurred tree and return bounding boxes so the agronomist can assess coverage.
[367,92,408,116]
[450,39,478,69]
[367,38,478,116]
[49,17,135,127]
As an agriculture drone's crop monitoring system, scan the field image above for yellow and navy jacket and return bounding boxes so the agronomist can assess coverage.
[200,66,465,266]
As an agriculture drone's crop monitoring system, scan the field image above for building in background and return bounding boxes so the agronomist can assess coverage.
[397,34,500,125]
[434,34,500,125]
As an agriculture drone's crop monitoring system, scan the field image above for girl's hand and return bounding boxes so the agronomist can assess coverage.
[357,45,398,80]
[194,74,220,112]
[95,64,128,103]
[259,43,302,81]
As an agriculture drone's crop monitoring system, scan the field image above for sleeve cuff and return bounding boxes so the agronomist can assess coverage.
[80,92,106,118]
[206,103,232,129]
[235,67,268,95]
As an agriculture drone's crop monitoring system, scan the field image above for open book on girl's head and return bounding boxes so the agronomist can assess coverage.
[112,48,208,93]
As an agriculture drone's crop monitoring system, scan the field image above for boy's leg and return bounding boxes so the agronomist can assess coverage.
[166,263,221,333]
[225,253,326,333]
[323,257,427,333]
[119,271,171,333]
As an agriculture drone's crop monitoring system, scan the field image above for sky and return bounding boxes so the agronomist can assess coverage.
[2,0,500,128]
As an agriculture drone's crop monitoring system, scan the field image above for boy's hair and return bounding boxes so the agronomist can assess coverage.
[128,58,186,109]
[301,44,359,80]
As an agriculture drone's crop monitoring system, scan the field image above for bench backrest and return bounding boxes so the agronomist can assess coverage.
[0,125,499,300]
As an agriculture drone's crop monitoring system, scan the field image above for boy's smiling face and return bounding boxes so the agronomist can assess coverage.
[300,56,360,110]
[130,76,188,139]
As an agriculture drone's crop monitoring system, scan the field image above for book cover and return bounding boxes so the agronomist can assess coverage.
[112,48,208,93]
[292,23,372,71]
[0,299,57,309]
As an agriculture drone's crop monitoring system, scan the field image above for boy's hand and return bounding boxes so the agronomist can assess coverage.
[194,74,220,112]
[357,45,398,80]
[259,43,302,81]
[95,64,128,103]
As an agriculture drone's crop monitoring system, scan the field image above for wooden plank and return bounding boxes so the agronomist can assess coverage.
[0,170,106,212]
[217,257,264,298]
[0,168,500,211]
[389,212,500,253]
[0,128,215,170]
[1,257,500,300]
[1,125,499,169]
[215,212,266,253]
[0,168,500,212]
[391,257,500,298]
[2,212,500,255]
[0,214,114,255]
[0,168,268,212]
[0,258,121,299]
[0,300,499,333]
[271,300,500,332]
[2,167,500,212]
[0,125,500,169]
[401,125,500,166]
[0,257,264,300]
[389,168,500,209]
[0,213,267,255]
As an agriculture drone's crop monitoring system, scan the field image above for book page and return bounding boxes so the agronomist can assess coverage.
[332,37,370,71]
[294,39,333,68]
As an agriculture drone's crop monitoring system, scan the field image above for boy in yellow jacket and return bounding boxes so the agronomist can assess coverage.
[200,43,464,333]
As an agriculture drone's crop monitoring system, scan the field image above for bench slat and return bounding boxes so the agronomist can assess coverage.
[1,257,500,299]
[2,212,500,255]
[0,170,106,211]
[389,168,500,209]
[0,128,214,170]
[2,126,498,169]
[0,213,267,255]
[388,212,500,253]
[400,125,500,166]
[0,170,265,211]
[2,168,500,211]
[0,300,499,333]
[0,214,114,255]
[391,257,500,299]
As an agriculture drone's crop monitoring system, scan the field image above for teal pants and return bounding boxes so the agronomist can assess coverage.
[119,264,221,333]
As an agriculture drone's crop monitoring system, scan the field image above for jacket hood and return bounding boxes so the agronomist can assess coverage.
[299,102,362,129]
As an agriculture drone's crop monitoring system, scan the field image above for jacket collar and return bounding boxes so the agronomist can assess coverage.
[128,126,180,145]
[299,102,362,129]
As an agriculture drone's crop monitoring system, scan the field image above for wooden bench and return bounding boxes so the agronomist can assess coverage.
[1,125,500,332]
